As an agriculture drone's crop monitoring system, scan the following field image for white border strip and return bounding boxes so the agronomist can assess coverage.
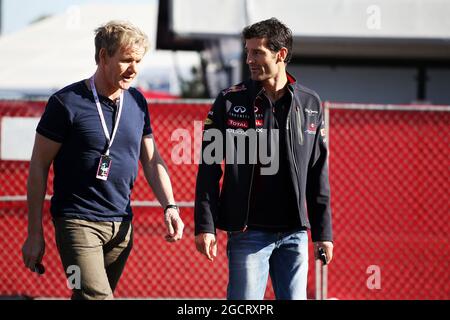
[0,196,194,207]
[0,195,30,201]
[2,98,448,111]
[131,201,194,207]
[147,99,214,105]
[327,103,450,112]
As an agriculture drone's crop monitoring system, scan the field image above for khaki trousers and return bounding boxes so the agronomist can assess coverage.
[53,218,133,300]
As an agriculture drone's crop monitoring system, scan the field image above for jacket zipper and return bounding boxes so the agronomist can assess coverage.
[296,104,303,145]
[290,101,303,224]
[289,94,300,180]
[243,88,264,231]
[244,162,256,231]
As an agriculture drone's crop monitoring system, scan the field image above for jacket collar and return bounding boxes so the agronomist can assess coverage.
[248,70,297,97]
[286,71,297,85]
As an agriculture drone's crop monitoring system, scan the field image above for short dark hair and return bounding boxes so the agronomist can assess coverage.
[242,17,293,63]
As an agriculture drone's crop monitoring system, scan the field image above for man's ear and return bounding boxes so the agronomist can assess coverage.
[99,48,108,65]
[277,47,288,63]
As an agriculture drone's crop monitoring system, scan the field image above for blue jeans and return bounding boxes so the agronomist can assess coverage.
[226,229,308,300]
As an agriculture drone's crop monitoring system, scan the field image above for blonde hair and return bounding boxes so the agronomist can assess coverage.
[94,20,150,64]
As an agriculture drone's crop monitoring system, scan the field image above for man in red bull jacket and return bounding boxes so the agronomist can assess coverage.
[194,18,333,300]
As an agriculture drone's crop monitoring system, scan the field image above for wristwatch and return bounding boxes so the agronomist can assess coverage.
[164,204,179,214]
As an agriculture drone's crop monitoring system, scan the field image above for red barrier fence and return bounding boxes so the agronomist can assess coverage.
[0,99,448,299]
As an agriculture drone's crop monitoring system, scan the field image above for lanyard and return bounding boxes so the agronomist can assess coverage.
[90,76,123,156]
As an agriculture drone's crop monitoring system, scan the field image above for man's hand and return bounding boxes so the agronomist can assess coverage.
[314,241,334,264]
[164,208,184,242]
[195,233,217,261]
[22,233,45,272]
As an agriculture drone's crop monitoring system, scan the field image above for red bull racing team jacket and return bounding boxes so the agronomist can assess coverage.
[194,73,333,242]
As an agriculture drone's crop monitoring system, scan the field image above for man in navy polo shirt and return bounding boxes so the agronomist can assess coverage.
[21,20,184,299]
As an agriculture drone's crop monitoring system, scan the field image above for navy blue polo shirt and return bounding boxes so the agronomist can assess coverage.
[37,80,152,222]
